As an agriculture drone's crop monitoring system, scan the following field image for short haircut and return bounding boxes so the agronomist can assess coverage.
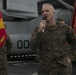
[42,3,55,13]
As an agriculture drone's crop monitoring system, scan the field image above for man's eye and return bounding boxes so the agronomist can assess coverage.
[42,11,44,13]
[46,10,49,12]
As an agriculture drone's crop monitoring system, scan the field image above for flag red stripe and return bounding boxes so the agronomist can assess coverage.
[72,2,76,34]
[0,10,6,48]
[0,28,6,48]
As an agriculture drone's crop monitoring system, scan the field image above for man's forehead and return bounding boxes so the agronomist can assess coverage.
[42,4,52,8]
[42,5,53,11]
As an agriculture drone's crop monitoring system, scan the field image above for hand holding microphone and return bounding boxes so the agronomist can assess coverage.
[38,16,46,32]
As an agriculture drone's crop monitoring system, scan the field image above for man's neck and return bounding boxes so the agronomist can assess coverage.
[47,19,56,26]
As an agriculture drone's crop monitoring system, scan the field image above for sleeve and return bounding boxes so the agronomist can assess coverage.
[6,35,12,50]
[30,27,41,51]
[66,27,76,61]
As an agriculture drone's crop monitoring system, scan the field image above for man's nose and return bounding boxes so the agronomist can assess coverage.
[42,11,47,15]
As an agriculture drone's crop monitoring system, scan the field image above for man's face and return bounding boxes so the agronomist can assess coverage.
[42,5,54,21]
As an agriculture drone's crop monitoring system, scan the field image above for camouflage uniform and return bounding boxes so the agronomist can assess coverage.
[0,34,12,75]
[30,22,76,75]
[0,43,8,75]
[56,21,73,75]
[5,34,12,54]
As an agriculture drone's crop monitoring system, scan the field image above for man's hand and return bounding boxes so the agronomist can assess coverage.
[38,20,46,32]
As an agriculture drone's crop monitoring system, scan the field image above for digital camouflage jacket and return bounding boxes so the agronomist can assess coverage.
[30,22,76,72]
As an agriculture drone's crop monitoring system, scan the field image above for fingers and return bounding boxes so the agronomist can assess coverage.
[38,20,46,32]
[41,20,46,26]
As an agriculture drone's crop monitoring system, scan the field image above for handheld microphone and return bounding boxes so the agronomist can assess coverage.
[42,16,46,20]
[42,16,46,32]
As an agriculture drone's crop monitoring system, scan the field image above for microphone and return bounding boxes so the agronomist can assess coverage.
[42,16,46,32]
[42,16,46,20]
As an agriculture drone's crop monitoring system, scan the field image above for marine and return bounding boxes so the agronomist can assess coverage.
[30,22,76,75]
[30,3,76,75]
